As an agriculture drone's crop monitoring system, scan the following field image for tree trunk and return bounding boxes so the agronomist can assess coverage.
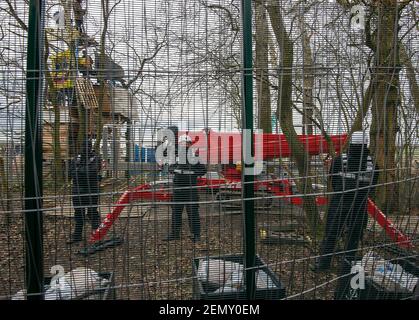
[44,34,63,185]
[125,120,132,179]
[255,0,272,133]
[62,0,85,156]
[369,2,400,214]
[399,43,419,115]
[0,156,11,223]
[94,0,109,153]
[299,15,314,135]
[266,2,321,239]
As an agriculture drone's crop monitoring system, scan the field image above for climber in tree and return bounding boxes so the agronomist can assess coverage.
[79,50,93,77]
[73,0,86,33]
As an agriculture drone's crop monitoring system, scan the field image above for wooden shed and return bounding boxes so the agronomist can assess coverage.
[41,79,138,161]
[92,84,139,121]
[42,107,75,160]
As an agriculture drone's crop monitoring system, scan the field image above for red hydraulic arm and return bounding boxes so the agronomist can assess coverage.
[90,184,171,242]
[91,132,346,243]
[367,199,414,249]
[189,130,347,164]
[89,131,414,249]
[260,133,347,159]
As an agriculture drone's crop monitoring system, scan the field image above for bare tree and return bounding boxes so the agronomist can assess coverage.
[255,0,272,133]
[266,1,321,238]
[331,0,417,213]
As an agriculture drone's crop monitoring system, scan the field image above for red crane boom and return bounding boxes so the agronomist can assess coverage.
[90,131,413,249]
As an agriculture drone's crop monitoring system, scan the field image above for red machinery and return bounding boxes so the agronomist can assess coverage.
[90,131,413,249]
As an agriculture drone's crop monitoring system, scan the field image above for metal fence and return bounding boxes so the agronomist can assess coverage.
[0,0,418,300]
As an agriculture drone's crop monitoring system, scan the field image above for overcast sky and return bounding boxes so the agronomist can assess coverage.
[0,0,417,147]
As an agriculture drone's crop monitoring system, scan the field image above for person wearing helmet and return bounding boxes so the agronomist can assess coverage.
[79,50,93,77]
[67,139,102,244]
[164,133,207,243]
[313,131,379,272]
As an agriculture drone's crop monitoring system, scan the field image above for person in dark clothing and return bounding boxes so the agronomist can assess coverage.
[73,0,86,33]
[164,135,207,243]
[313,131,379,271]
[414,279,419,300]
[68,139,101,244]
[79,50,93,78]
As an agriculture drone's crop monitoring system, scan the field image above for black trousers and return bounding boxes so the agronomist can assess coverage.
[72,193,100,236]
[319,192,369,266]
[171,188,200,237]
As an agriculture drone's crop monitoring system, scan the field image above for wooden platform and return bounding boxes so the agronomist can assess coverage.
[75,78,98,109]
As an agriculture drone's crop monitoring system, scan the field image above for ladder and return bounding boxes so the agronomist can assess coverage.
[75,78,99,136]
[75,78,98,109]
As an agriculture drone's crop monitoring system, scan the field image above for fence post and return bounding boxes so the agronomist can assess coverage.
[25,0,44,300]
[241,0,256,300]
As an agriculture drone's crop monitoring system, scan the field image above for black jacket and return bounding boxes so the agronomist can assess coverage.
[330,144,379,196]
[170,160,206,189]
[69,153,101,194]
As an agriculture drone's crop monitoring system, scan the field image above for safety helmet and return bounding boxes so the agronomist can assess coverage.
[179,134,192,145]
[235,161,242,172]
[350,131,369,145]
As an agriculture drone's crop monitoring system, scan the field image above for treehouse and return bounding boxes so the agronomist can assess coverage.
[42,106,75,160]
[43,77,138,160]
[50,50,93,89]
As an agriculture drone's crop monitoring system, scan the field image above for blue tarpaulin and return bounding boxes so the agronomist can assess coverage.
[134,145,156,163]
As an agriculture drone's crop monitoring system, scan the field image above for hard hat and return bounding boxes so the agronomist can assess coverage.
[350,131,369,145]
[236,161,242,172]
[179,134,192,144]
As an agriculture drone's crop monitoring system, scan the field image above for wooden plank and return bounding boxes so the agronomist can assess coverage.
[75,78,99,110]
[42,123,69,159]
[93,84,112,113]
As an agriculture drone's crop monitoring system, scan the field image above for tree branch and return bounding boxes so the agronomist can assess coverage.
[4,0,28,31]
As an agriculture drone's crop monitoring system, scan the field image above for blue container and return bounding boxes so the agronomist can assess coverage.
[134,145,156,163]
[134,145,141,162]
[144,147,156,163]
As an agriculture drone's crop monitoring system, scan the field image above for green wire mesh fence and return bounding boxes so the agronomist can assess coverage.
[0,0,418,300]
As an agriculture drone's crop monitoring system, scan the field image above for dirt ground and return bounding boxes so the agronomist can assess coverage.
[0,192,417,300]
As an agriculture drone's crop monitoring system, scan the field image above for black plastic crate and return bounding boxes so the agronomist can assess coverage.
[360,256,418,300]
[359,279,413,300]
[44,271,116,300]
[192,254,286,300]
[336,258,416,300]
